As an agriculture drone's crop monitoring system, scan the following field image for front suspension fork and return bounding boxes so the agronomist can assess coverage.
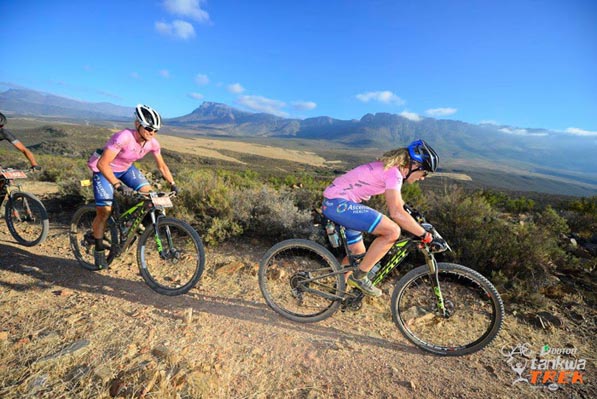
[150,212,174,259]
[423,251,447,317]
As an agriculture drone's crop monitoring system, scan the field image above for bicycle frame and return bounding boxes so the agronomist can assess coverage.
[111,193,175,260]
[0,171,24,200]
[318,220,448,315]
[1,170,33,216]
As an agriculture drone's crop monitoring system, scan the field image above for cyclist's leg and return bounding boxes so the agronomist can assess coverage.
[91,172,114,244]
[357,216,400,272]
[323,198,395,273]
[90,172,115,268]
[119,165,150,192]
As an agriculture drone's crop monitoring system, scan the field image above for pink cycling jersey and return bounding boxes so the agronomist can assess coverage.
[323,161,403,203]
[87,129,160,173]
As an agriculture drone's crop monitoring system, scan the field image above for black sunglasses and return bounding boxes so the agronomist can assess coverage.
[143,125,157,133]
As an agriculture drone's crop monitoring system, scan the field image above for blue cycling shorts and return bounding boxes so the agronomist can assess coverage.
[322,198,383,245]
[92,165,149,206]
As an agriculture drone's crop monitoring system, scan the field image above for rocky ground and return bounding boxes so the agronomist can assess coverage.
[0,186,594,398]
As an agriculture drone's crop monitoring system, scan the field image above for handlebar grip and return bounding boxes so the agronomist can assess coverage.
[430,240,449,253]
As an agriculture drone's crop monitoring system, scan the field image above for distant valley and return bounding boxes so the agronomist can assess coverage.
[1,88,596,197]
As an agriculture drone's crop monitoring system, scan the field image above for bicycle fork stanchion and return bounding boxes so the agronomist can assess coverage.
[422,249,448,317]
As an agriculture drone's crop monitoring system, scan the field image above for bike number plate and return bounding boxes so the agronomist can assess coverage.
[1,170,27,179]
[151,195,173,208]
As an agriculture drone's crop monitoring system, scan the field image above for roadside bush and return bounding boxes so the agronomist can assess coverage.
[232,186,313,241]
[172,169,314,245]
[424,186,569,304]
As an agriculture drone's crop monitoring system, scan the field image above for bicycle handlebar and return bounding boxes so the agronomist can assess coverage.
[121,190,177,200]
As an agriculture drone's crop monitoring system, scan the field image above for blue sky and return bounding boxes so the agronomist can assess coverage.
[1,0,596,135]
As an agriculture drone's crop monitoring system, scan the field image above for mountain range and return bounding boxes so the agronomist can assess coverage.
[1,88,596,192]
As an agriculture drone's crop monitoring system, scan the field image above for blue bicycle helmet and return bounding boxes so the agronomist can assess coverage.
[407,139,439,172]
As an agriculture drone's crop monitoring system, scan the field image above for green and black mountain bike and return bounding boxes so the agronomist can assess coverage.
[0,168,49,246]
[258,205,504,356]
[69,187,205,296]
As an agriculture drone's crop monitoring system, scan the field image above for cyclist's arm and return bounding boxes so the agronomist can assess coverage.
[385,189,427,237]
[1,128,39,168]
[11,140,39,168]
[97,148,121,186]
[151,152,175,186]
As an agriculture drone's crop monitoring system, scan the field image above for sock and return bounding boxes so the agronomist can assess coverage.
[352,268,367,279]
[95,239,104,251]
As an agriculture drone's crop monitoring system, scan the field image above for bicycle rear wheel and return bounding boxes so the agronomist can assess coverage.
[258,239,345,323]
[5,192,49,246]
[137,217,205,296]
[69,205,118,270]
[391,263,504,356]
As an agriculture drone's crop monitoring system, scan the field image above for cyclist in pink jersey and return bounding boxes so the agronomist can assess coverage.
[88,104,178,269]
[322,139,439,296]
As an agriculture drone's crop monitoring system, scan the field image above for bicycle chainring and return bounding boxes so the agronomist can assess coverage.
[341,290,364,312]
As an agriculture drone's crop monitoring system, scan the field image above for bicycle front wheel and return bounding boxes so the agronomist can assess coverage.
[391,263,504,356]
[258,239,345,323]
[137,217,205,296]
[69,205,118,270]
[5,192,49,246]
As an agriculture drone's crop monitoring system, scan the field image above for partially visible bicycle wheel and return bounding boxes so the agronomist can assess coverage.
[69,205,118,270]
[391,263,504,356]
[137,217,205,296]
[258,239,345,323]
[5,192,49,246]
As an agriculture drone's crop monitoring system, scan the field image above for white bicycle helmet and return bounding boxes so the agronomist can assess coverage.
[135,104,162,131]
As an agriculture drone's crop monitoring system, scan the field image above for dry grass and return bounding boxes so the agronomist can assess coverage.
[1,227,596,399]
[158,135,329,167]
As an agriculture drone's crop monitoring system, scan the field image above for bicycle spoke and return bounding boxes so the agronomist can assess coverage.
[5,192,49,246]
[392,263,503,356]
[138,218,204,296]
[259,240,344,322]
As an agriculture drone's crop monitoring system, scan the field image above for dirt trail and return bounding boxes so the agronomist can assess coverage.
[0,196,594,398]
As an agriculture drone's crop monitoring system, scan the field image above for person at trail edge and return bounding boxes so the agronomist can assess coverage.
[87,104,178,269]
[0,111,41,171]
[322,139,439,297]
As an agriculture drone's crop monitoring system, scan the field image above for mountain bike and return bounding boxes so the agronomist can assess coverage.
[258,205,504,356]
[69,188,205,296]
[0,168,49,246]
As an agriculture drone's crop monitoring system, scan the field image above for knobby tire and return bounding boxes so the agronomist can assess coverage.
[137,217,205,296]
[5,192,49,247]
[391,262,504,356]
[258,239,345,323]
[69,205,118,270]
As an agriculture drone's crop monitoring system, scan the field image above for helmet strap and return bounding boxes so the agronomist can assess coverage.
[135,123,148,144]
[404,160,417,180]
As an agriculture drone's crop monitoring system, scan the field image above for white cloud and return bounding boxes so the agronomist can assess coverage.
[163,0,210,23]
[237,95,288,117]
[188,92,204,100]
[479,120,499,125]
[355,90,404,105]
[425,107,457,117]
[499,127,529,135]
[160,70,170,79]
[155,20,196,40]
[195,74,209,85]
[400,111,422,121]
[497,127,548,137]
[565,127,597,136]
[292,101,317,111]
[227,83,245,94]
